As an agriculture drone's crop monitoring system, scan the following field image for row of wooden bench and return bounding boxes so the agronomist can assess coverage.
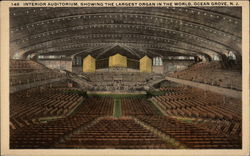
[11,93,83,119]
[10,115,98,149]
[153,87,241,121]
[56,117,172,149]
[10,86,84,129]
[121,98,157,115]
[75,97,114,116]
[168,62,242,90]
[10,71,64,86]
[10,59,44,69]
[190,119,242,138]
[10,60,66,86]
[136,115,241,149]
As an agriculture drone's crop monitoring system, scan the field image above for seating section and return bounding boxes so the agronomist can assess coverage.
[10,84,84,130]
[136,115,241,149]
[77,98,113,115]
[10,59,65,86]
[56,117,172,149]
[10,59,45,73]
[121,98,157,115]
[168,62,242,90]
[190,119,241,138]
[152,86,242,141]
[152,87,241,121]
[10,115,98,149]
[9,61,242,149]
[10,92,242,149]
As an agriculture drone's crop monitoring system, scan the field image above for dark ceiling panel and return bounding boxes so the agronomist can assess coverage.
[9,7,242,60]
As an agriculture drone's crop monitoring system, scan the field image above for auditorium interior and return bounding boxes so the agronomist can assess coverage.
[9,7,242,149]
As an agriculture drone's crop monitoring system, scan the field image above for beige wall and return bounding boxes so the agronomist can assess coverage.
[163,60,195,74]
[38,60,72,72]
[72,67,82,73]
[152,66,164,74]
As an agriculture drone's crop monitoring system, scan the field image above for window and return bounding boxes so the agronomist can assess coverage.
[198,55,207,61]
[153,57,163,66]
[27,55,31,60]
[73,57,82,66]
[38,55,44,59]
[76,56,82,66]
[165,56,194,60]
[189,56,195,60]
[212,55,220,61]
[228,51,236,60]
[13,53,20,59]
[178,56,185,60]
[49,55,55,59]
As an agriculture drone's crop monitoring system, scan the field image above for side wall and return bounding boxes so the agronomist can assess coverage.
[163,60,195,74]
[152,66,164,74]
[38,59,72,72]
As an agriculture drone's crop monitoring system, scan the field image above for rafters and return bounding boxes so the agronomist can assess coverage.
[10,7,242,60]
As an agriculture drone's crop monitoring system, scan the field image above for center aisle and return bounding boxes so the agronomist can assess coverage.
[113,98,122,118]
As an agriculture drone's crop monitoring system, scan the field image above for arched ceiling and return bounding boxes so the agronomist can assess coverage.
[9,7,242,60]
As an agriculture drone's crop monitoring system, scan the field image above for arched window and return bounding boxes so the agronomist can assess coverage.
[212,55,220,61]
[49,55,55,59]
[76,56,82,66]
[153,57,163,66]
[38,55,44,59]
[178,56,185,60]
[228,51,236,60]
[27,55,31,60]
[13,53,20,59]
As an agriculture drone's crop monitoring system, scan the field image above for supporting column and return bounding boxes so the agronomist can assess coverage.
[83,55,96,72]
[109,53,127,67]
[140,56,152,73]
